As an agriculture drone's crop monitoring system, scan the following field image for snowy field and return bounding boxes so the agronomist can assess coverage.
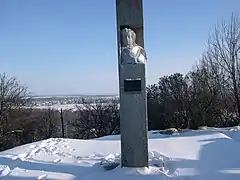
[31,104,84,112]
[1,127,240,180]
[31,103,120,112]
[29,95,119,112]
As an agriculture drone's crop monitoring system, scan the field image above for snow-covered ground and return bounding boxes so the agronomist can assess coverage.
[29,95,119,111]
[31,104,83,111]
[31,103,120,112]
[1,127,240,180]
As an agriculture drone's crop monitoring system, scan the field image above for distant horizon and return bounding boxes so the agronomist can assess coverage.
[31,93,119,97]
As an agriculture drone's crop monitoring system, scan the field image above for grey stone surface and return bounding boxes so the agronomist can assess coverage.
[116,0,143,28]
[119,63,148,167]
[116,0,144,49]
[116,0,148,168]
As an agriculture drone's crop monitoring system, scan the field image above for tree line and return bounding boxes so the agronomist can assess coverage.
[1,14,240,151]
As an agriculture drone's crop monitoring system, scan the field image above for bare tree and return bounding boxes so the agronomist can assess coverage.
[0,73,30,150]
[72,99,120,139]
[0,73,29,132]
[205,13,240,120]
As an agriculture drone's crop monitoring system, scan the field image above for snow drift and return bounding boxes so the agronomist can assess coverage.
[1,127,240,180]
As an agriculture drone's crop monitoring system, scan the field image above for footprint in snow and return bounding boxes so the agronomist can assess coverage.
[77,160,91,164]
[30,144,37,149]
[37,174,48,180]
[53,158,61,163]
[31,147,41,154]
[12,152,30,161]
[52,150,59,155]
[0,165,11,177]
[63,144,71,149]
[49,146,57,151]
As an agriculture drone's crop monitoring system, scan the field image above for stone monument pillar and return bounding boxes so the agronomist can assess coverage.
[116,0,148,167]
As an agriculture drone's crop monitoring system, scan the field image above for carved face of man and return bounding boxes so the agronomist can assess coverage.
[121,28,136,47]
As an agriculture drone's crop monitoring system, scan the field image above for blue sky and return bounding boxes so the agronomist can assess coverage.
[0,0,240,95]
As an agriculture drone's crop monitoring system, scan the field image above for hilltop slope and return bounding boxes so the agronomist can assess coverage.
[0,128,240,180]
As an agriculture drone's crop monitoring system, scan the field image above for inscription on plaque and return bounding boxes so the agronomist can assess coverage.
[124,79,142,92]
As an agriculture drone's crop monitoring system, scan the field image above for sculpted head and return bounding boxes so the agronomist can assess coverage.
[121,28,136,47]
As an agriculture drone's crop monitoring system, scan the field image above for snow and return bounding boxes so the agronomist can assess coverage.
[29,95,119,112]
[30,103,120,112]
[31,104,83,111]
[1,127,240,179]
